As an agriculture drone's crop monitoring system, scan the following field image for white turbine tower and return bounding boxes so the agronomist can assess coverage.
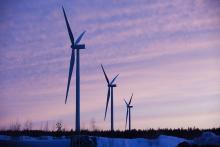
[62,6,86,134]
[124,93,133,131]
[101,64,119,132]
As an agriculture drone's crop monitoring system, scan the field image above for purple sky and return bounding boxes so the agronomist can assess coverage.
[0,0,220,130]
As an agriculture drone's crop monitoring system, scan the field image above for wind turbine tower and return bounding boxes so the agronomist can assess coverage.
[101,64,119,131]
[124,94,133,131]
[62,6,86,134]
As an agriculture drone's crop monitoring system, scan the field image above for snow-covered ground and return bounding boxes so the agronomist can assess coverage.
[96,135,186,147]
[192,131,220,145]
[0,135,70,147]
[0,132,219,147]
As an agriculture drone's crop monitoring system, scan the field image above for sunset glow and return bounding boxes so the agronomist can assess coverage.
[0,0,220,130]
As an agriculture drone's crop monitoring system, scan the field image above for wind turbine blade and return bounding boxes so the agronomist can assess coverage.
[124,99,128,106]
[104,87,110,120]
[101,64,109,84]
[125,108,128,129]
[129,93,133,105]
[62,6,74,45]
[65,50,75,104]
[75,31,86,45]
[110,74,119,85]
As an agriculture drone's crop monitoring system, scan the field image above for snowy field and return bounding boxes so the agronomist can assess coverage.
[0,132,219,147]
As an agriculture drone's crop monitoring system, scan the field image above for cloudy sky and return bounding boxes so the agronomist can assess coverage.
[0,0,220,130]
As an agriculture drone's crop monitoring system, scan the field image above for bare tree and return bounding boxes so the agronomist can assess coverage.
[56,120,62,132]
[44,121,49,131]
[23,120,33,131]
[52,122,56,131]
[40,121,43,131]
[90,118,97,131]
[9,121,21,131]
[81,122,86,130]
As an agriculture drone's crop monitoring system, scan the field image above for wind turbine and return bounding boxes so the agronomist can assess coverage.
[62,6,86,134]
[124,93,133,131]
[101,64,119,131]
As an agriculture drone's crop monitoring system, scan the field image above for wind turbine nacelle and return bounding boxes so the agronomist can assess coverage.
[74,44,85,49]
[109,84,116,87]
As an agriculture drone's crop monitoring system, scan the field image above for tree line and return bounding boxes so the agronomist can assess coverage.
[0,127,219,139]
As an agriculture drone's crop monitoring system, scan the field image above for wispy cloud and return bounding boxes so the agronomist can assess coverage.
[0,0,220,130]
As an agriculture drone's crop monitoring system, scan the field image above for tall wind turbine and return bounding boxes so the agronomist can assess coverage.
[124,93,133,131]
[101,64,119,131]
[62,6,86,134]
